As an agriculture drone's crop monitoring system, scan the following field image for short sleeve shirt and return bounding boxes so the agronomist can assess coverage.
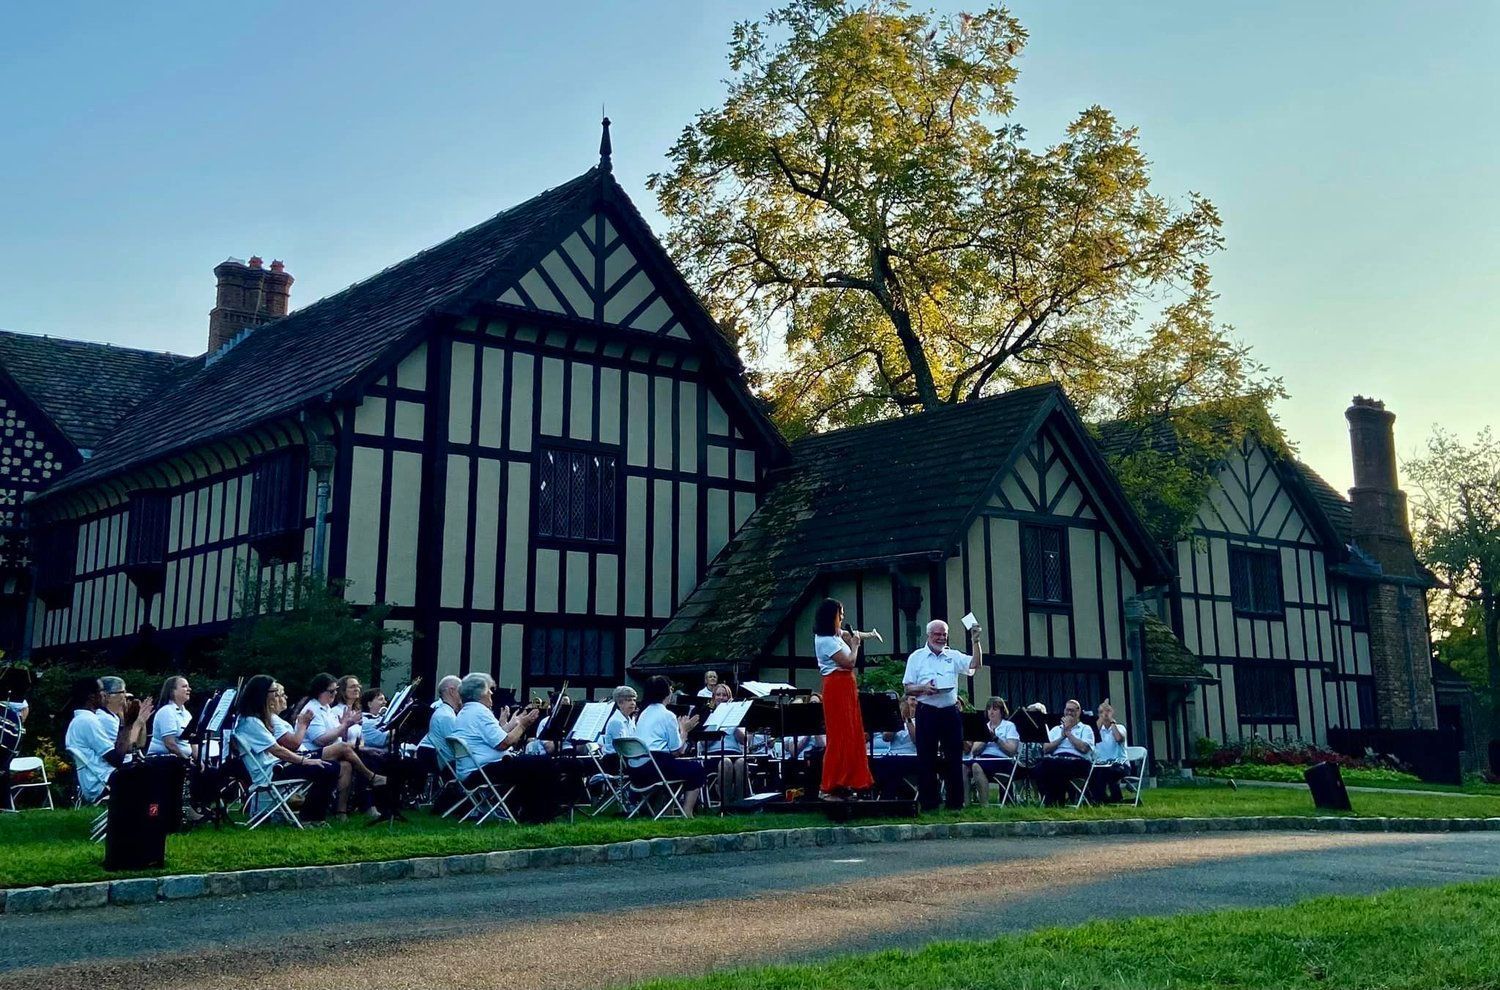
[65,709,116,803]
[301,701,340,752]
[1093,722,1127,763]
[1047,722,1095,759]
[634,704,681,757]
[902,647,975,708]
[148,703,193,756]
[233,716,282,777]
[814,635,852,676]
[976,719,1019,759]
[452,701,509,776]
[424,702,459,765]
[602,710,636,753]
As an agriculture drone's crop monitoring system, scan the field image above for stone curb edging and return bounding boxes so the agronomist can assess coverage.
[4,814,1499,915]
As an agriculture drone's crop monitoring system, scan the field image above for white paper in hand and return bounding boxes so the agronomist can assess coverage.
[960,612,979,632]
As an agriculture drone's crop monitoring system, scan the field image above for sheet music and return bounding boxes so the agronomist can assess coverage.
[379,683,414,728]
[740,680,796,698]
[961,611,979,632]
[567,702,614,742]
[705,700,752,730]
[206,688,237,732]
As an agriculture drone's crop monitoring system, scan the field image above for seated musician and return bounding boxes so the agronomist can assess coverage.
[602,685,638,756]
[697,670,719,699]
[359,689,391,753]
[627,675,705,816]
[65,677,155,804]
[1033,698,1095,806]
[1086,699,1129,803]
[148,675,196,760]
[872,695,919,800]
[703,681,748,805]
[95,676,149,752]
[292,673,387,820]
[966,696,1019,806]
[451,673,563,822]
[331,675,366,749]
[232,675,336,821]
[419,675,463,772]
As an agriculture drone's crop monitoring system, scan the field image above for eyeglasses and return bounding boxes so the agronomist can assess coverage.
[104,690,127,696]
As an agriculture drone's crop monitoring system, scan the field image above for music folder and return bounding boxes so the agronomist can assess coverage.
[567,702,614,744]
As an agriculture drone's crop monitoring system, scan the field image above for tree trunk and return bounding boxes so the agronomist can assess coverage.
[888,305,941,411]
[1485,592,1500,743]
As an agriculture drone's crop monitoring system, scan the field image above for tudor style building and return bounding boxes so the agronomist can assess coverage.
[24,133,785,698]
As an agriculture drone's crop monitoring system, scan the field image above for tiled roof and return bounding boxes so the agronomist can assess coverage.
[42,168,609,497]
[1143,613,1215,683]
[0,331,192,451]
[1288,460,1353,543]
[635,385,1169,669]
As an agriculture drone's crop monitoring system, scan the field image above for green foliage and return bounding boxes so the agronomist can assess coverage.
[1430,596,1489,689]
[859,655,906,695]
[1407,427,1500,735]
[214,563,411,694]
[653,1,1277,438]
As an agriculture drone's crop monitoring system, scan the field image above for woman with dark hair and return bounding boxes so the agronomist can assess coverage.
[624,675,704,816]
[147,675,194,759]
[967,696,1020,806]
[294,672,386,819]
[812,598,873,800]
[233,675,336,822]
[331,675,365,747]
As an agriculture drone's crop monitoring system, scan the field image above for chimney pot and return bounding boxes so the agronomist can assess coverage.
[208,253,291,353]
[1346,395,1399,492]
[249,256,263,269]
[270,259,284,273]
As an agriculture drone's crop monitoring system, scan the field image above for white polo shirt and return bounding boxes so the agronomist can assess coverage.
[423,701,460,765]
[233,715,282,777]
[301,701,340,753]
[602,710,636,753]
[65,709,117,802]
[975,719,1020,759]
[631,703,681,765]
[901,646,975,708]
[148,703,193,757]
[880,728,917,757]
[360,713,390,750]
[1093,722,1128,763]
[1047,722,1095,759]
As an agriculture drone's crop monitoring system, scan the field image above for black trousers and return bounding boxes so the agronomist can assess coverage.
[1033,756,1091,806]
[274,762,339,821]
[915,704,965,811]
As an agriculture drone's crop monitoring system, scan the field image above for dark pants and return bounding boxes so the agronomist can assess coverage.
[1087,762,1128,803]
[915,704,965,811]
[1033,756,1090,806]
[468,754,562,823]
[274,762,339,821]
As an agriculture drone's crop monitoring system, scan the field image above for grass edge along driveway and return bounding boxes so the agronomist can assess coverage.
[6,785,1500,890]
[631,877,1500,990]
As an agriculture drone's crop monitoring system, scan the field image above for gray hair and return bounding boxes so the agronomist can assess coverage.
[458,672,493,704]
[437,675,462,700]
[612,685,637,704]
[99,676,125,695]
[926,619,948,636]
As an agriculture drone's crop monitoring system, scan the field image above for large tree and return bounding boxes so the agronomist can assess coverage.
[1407,428,1500,740]
[652,0,1276,439]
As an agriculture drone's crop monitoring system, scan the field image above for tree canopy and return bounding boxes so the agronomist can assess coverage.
[1406,427,1500,734]
[652,0,1279,441]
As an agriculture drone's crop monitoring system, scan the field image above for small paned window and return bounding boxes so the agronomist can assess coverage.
[1235,665,1298,723]
[1229,547,1283,618]
[1356,680,1377,727]
[536,446,618,545]
[526,626,619,682]
[34,523,77,608]
[124,491,171,570]
[249,447,309,562]
[1021,524,1069,606]
[1347,585,1370,630]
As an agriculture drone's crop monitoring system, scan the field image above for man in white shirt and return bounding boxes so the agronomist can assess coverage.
[1034,698,1096,806]
[64,677,154,804]
[419,675,463,771]
[902,618,984,811]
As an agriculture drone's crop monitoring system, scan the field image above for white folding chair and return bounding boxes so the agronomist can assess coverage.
[445,737,517,826]
[233,734,311,829]
[430,745,473,819]
[1070,759,1099,809]
[612,737,689,820]
[1120,746,1149,807]
[587,748,632,817]
[5,755,55,811]
[67,747,110,841]
[987,756,1021,807]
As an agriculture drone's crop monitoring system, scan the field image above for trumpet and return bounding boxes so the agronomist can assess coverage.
[844,626,884,644]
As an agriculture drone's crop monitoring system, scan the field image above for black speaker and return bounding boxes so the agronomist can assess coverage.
[1303,761,1352,811]
[105,759,185,871]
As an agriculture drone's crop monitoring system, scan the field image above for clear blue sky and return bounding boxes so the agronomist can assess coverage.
[2,1,1495,493]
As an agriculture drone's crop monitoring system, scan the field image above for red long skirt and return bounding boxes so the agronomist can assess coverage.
[820,669,874,793]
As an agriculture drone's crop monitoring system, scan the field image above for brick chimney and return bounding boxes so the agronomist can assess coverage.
[1345,396,1437,730]
[208,256,293,354]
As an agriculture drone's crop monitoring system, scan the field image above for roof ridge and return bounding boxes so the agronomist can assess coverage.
[0,329,192,362]
[792,382,1061,450]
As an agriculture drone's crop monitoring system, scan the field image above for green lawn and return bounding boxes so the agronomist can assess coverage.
[632,878,1500,990]
[1198,765,1500,795]
[4,784,1500,890]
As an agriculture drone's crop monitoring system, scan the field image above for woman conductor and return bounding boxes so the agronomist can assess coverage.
[812,598,874,800]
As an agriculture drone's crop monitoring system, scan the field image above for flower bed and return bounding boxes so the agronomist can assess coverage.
[1197,763,1423,787]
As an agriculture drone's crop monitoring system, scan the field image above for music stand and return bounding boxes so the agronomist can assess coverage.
[367,685,425,828]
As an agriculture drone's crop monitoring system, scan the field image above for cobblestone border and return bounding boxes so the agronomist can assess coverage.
[4,814,1498,915]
